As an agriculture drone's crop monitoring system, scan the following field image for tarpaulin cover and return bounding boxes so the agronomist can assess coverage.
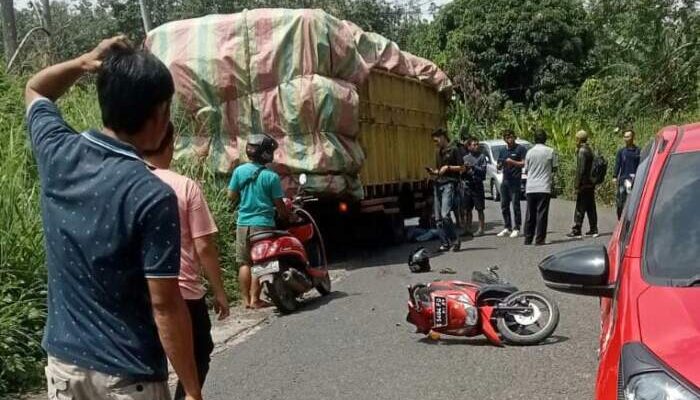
[145,9,451,199]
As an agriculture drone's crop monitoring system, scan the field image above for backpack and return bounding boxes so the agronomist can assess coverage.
[590,152,608,185]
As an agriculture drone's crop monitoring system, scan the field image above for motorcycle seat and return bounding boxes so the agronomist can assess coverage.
[248,230,289,242]
[475,284,518,302]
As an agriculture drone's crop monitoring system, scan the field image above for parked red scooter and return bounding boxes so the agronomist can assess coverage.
[249,174,332,313]
[406,267,559,346]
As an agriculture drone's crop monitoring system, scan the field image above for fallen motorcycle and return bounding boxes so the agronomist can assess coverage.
[406,267,559,346]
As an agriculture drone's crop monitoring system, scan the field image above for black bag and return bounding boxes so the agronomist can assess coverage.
[590,153,608,185]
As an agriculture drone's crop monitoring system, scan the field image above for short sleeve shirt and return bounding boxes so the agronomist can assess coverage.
[524,144,557,194]
[498,144,528,184]
[435,144,463,183]
[152,168,218,300]
[228,163,284,227]
[27,99,180,380]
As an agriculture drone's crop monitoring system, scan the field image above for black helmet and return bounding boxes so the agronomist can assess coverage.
[408,247,431,273]
[246,133,278,164]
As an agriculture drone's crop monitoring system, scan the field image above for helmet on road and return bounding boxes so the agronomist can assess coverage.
[246,133,278,164]
[408,247,431,273]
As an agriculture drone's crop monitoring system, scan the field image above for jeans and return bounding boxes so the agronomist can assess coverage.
[573,188,598,233]
[524,193,551,244]
[433,182,457,245]
[500,181,522,230]
[174,298,215,400]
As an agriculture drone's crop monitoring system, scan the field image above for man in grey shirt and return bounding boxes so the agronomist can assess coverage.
[523,129,558,245]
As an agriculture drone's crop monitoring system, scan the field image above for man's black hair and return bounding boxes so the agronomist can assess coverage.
[431,128,448,138]
[534,128,547,144]
[142,121,174,157]
[97,47,174,135]
[502,128,515,139]
[467,136,480,147]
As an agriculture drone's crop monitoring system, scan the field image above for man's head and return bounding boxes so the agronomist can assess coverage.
[245,133,278,165]
[143,122,175,169]
[467,137,480,153]
[431,128,449,149]
[623,129,635,146]
[97,47,174,152]
[575,130,588,146]
[503,129,516,147]
[534,128,548,145]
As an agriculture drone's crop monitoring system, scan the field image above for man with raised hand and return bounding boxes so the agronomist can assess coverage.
[25,37,202,400]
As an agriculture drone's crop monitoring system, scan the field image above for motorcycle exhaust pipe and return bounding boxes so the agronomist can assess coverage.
[281,269,313,294]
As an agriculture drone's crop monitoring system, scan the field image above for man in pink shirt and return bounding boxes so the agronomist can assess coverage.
[145,125,230,399]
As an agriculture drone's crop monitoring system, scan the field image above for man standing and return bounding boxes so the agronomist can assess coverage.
[568,130,598,238]
[523,129,558,245]
[228,134,290,308]
[26,39,202,399]
[145,124,230,400]
[613,129,641,219]
[428,128,464,252]
[462,137,487,236]
[496,130,527,238]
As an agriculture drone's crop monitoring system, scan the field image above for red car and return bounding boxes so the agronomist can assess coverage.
[539,123,700,400]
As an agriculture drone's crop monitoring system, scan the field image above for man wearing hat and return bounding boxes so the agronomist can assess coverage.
[567,130,598,238]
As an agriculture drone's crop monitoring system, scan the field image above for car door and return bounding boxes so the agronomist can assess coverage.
[479,144,491,192]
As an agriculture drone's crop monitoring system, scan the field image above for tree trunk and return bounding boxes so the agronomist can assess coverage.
[40,0,51,31]
[0,0,18,62]
[139,0,152,33]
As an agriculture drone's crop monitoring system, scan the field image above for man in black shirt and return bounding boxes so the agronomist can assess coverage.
[462,137,487,236]
[613,130,641,219]
[428,128,465,251]
[497,130,527,238]
[567,130,598,238]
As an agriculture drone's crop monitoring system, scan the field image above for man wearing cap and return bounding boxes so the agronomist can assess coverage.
[567,130,598,238]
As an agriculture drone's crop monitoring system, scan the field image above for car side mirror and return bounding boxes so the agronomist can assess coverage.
[538,245,614,297]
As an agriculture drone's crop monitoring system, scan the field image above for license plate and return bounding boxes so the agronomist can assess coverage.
[434,296,448,327]
[252,260,280,277]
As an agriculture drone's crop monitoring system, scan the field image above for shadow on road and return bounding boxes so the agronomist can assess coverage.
[278,291,353,316]
[416,334,570,347]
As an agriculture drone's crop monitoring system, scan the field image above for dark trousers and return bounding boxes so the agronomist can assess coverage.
[573,188,598,233]
[616,182,627,219]
[500,181,522,230]
[174,297,215,400]
[524,193,551,244]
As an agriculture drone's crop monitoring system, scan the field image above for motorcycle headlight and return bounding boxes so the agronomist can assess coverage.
[620,343,700,400]
[625,373,698,400]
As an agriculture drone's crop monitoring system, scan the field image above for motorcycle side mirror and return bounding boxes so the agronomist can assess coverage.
[538,245,614,298]
[299,173,307,186]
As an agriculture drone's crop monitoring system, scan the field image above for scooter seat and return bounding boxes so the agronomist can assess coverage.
[475,284,518,302]
[248,230,289,242]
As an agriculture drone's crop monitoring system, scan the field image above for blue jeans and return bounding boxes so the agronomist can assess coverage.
[500,181,522,230]
[434,182,457,245]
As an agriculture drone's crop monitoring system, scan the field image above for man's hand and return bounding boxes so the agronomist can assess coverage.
[612,177,618,184]
[438,165,450,175]
[213,292,230,321]
[79,35,130,72]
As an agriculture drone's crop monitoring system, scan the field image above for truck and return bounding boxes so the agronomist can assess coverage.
[146,9,451,244]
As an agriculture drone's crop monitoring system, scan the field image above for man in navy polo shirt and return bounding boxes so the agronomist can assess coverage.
[25,37,202,400]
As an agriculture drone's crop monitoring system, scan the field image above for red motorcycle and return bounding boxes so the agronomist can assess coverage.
[249,174,332,313]
[406,267,559,346]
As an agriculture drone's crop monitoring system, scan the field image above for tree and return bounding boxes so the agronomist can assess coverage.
[1,0,18,62]
[407,0,594,108]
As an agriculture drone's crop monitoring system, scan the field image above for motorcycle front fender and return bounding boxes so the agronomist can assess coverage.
[479,306,503,347]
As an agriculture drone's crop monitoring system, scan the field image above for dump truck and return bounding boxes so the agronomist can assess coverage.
[146,9,451,243]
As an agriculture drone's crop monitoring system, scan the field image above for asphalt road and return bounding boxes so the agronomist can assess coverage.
[204,198,616,400]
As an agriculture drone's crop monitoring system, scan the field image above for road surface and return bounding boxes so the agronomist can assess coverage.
[204,198,615,400]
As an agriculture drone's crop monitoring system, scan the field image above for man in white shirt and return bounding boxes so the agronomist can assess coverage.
[523,128,558,245]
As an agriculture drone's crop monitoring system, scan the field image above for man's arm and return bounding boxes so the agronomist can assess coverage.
[194,234,230,320]
[227,189,239,203]
[25,36,127,106]
[148,279,202,400]
[274,198,291,222]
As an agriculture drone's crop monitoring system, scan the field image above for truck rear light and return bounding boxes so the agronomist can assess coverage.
[338,202,349,213]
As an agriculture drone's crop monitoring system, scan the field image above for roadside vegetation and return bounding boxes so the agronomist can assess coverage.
[0,0,698,396]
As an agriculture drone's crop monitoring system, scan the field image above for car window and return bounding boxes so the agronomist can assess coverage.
[479,145,490,161]
[644,151,700,284]
[491,145,505,159]
[619,140,655,251]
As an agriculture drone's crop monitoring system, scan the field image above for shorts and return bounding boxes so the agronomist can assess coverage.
[463,187,485,212]
[45,356,170,400]
[235,225,273,266]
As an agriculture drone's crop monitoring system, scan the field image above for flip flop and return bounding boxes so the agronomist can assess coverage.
[439,268,457,274]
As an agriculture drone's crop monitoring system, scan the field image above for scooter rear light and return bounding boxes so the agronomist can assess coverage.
[251,241,271,260]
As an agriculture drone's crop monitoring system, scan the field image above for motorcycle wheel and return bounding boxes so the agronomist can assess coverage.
[265,276,299,314]
[495,290,559,345]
